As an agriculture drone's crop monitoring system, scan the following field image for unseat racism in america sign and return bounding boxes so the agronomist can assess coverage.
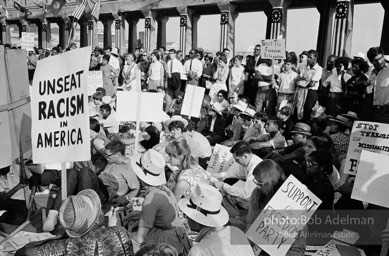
[246,175,321,256]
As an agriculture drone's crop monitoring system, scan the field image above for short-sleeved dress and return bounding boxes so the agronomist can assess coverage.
[139,186,192,255]
[177,165,210,199]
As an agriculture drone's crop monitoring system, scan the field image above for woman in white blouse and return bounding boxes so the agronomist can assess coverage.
[147,51,164,91]
[122,53,141,92]
[229,55,245,95]
[213,55,229,85]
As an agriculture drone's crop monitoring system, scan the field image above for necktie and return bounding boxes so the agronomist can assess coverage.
[171,60,173,73]
[190,60,193,71]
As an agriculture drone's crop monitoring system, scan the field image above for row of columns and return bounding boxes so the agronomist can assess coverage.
[1,0,388,63]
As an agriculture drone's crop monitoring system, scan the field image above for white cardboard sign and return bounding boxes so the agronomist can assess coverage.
[87,71,103,96]
[246,175,322,256]
[30,47,91,164]
[351,150,389,208]
[261,39,286,60]
[344,121,389,175]
[206,144,235,174]
[180,84,205,118]
[21,32,35,51]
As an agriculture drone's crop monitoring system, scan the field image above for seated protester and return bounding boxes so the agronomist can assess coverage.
[224,100,248,139]
[129,150,192,255]
[89,91,104,117]
[0,164,37,225]
[18,189,134,256]
[267,122,316,182]
[157,86,173,113]
[165,137,210,201]
[328,115,351,159]
[248,117,286,158]
[154,115,188,153]
[213,89,230,111]
[98,140,140,204]
[99,104,119,135]
[96,86,107,96]
[140,122,161,150]
[243,112,268,142]
[245,160,306,256]
[90,118,110,175]
[223,108,256,146]
[278,106,294,141]
[211,141,262,218]
[168,92,185,116]
[224,97,246,127]
[178,184,255,256]
[200,102,226,146]
[134,243,178,256]
[183,119,212,165]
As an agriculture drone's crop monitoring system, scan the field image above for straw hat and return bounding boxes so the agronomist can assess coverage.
[240,108,256,119]
[290,122,312,136]
[209,102,223,115]
[111,47,119,57]
[353,52,366,60]
[329,115,352,129]
[131,149,166,186]
[165,115,188,128]
[232,100,248,112]
[178,184,229,228]
[59,189,101,238]
[341,111,359,121]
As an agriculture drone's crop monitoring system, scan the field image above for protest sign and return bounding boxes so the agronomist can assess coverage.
[30,47,91,164]
[116,91,164,122]
[246,175,322,256]
[209,83,227,101]
[21,32,35,51]
[181,84,205,118]
[261,39,286,60]
[87,71,103,96]
[206,144,235,174]
[351,150,389,208]
[344,121,389,175]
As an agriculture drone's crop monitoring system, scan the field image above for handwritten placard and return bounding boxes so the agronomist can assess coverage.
[261,39,286,60]
[344,121,389,175]
[21,32,35,51]
[87,71,103,96]
[246,175,322,256]
[206,144,235,174]
[181,84,205,118]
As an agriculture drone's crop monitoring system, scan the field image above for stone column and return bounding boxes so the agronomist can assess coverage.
[113,13,126,54]
[58,17,71,48]
[316,0,336,65]
[265,0,291,40]
[38,18,51,49]
[330,0,354,57]
[79,19,88,47]
[218,3,238,54]
[381,0,389,54]
[1,18,11,44]
[102,16,113,48]
[157,15,169,49]
[142,9,157,52]
[126,17,138,53]
[87,17,98,48]
[18,18,30,38]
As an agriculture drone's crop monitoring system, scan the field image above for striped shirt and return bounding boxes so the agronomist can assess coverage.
[0,164,32,200]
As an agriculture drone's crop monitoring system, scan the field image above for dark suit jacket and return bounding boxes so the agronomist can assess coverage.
[245,55,267,78]
[201,115,225,137]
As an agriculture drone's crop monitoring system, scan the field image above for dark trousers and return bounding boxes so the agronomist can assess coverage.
[326,92,342,117]
[244,78,258,106]
[167,73,181,98]
[373,105,389,124]
[0,199,28,225]
[303,89,318,121]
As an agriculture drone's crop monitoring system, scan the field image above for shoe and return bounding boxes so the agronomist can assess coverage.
[43,210,58,232]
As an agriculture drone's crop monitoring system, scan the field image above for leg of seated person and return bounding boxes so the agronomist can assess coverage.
[52,168,78,211]
[77,167,107,203]
[0,199,28,225]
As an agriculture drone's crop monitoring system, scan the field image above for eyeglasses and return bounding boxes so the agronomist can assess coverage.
[189,52,195,55]
[253,178,264,186]
[253,119,261,124]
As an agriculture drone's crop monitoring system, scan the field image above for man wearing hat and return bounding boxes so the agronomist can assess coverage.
[18,189,134,255]
[223,108,255,146]
[178,184,255,256]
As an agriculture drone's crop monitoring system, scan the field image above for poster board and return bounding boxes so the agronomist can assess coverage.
[116,91,164,122]
[246,175,322,256]
[260,39,286,60]
[344,121,389,175]
[351,150,389,208]
[206,144,236,174]
[30,47,92,164]
[180,84,205,118]
[21,32,35,52]
[87,71,103,96]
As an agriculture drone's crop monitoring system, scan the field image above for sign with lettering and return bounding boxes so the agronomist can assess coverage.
[351,150,389,208]
[181,84,205,118]
[87,71,103,96]
[246,175,322,256]
[206,144,235,174]
[261,39,286,60]
[344,121,389,175]
[21,32,35,51]
[30,47,91,164]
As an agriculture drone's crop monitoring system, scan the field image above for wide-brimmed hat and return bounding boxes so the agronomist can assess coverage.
[341,111,359,121]
[178,184,228,228]
[231,100,248,112]
[311,105,326,119]
[165,115,188,128]
[329,115,352,129]
[111,47,119,57]
[59,189,101,238]
[240,108,256,119]
[131,149,166,186]
[209,102,223,115]
[102,96,114,105]
[353,52,366,60]
[290,122,312,136]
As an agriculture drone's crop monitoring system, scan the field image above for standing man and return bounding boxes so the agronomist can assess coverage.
[184,49,203,86]
[367,47,389,123]
[295,49,323,122]
[104,46,120,87]
[167,49,184,98]
[244,44,266,105]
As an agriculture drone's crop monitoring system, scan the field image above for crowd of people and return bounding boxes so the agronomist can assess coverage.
[1,41,389,256]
